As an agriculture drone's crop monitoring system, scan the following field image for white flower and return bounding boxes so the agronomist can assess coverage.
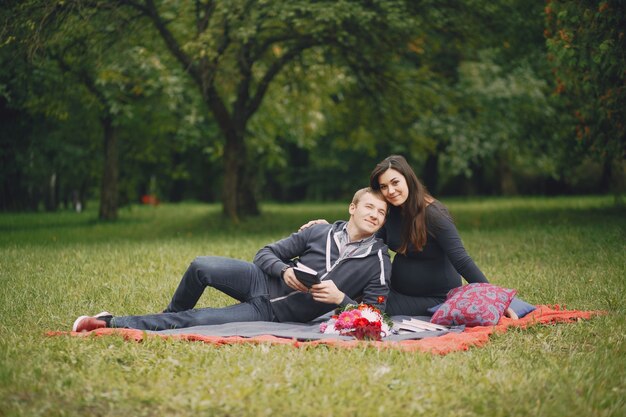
[321,318,340,334]
[380,322,390,337]
[360,307,381,322]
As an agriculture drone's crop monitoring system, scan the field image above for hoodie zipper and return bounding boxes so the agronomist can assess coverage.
[271,227,377,302]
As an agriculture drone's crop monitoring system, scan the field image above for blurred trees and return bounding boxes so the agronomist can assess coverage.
[1,0,623,219]
[545,0,625,198]
[22,0,415,221]
[1,1,204,219]
[0,19,101,212]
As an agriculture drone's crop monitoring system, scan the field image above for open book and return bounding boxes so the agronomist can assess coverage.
[393,318,449,333]
[293,262,321,288]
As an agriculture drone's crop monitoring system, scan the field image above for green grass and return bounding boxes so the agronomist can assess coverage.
[0,196,624,417]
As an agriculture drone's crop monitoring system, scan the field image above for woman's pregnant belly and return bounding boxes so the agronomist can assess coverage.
[390,254,462,297]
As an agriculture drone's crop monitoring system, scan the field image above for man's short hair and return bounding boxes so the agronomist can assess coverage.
[351,187,387,206]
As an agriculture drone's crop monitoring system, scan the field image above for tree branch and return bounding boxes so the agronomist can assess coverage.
[251,33,301,62]
[245,38,319,119]
[195,0,215,34]
[205,17,230,87]
[135,0,234,134]
[55,54,108,110]
[139,0,199,83]
[232,37,255,120]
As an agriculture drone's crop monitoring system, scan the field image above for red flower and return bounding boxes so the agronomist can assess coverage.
[353,317,370,328]
[319,303,392,340]
[349,324,383,341]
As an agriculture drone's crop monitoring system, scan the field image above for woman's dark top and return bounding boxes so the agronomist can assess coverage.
[377,201,488,298]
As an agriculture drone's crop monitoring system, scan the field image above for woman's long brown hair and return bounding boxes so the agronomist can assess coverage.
[369,155,432,254]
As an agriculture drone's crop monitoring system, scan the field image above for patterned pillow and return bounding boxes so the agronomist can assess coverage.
[430,283,517,327]
[427,296,537,318]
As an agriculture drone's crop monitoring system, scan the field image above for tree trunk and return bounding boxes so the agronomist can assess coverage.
[238,162,260,216]
[44,172,57,212]
[168,151,185,202]
[220,124,260,221]
[608,151,625,206]
[99,116,118,220]
[422,152,439,194]
[599,153,613,193]
[221,129,242,222]
[497,151,517,196]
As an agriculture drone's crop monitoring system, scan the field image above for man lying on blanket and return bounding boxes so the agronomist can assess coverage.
[73,188,392,332]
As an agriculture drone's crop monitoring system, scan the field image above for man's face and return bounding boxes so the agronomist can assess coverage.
[349,192,388,236]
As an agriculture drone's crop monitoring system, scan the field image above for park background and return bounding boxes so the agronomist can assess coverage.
[1,0,624,219]
[1,1,625,416]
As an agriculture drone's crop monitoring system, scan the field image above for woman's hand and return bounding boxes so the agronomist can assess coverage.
[310,281,345,305]
[504,307,519,320]
[298,219,329,232]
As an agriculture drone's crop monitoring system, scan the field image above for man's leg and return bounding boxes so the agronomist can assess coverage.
[164,256,268,312]
[108,256,273,331]
[109,297,273,331]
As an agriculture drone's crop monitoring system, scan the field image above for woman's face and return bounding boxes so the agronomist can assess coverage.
[377,168,409,206]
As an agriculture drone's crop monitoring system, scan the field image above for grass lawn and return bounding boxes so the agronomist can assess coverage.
[0,196,624,416]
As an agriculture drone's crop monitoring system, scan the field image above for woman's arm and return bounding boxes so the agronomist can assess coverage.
[427,205,489,283]
[429,206,518,319]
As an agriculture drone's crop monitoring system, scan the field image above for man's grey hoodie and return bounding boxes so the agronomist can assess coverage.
[253,221,391,323]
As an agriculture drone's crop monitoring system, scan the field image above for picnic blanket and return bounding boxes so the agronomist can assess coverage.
[50,305,604,355]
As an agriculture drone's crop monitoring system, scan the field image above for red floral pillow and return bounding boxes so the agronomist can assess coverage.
[430,283,517,327]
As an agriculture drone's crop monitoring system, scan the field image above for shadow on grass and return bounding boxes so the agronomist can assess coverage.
[0,197,622,247]
[451,204,625,232]
[0,215,147,232]
[0,202,348,246]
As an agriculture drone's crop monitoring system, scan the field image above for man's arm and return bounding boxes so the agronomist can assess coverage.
[311,249,391,311]
[253,228,312,280]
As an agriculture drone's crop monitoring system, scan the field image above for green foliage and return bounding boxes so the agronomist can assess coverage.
[1,0,623,217]
[434,52,555,185]
[0,37,101,210]
[99,0,419,218]
[1,0,220,211]
[545,0,626,189]
[0,197,624,416]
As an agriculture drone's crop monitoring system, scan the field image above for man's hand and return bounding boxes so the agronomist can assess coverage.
[282,268,309,293]
[298,219,329,232]
[310,280,344,305]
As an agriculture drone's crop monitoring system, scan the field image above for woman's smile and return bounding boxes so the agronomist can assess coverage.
[378,169,409,206]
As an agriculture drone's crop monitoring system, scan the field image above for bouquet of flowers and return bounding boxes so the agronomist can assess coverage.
[319,303,393,341]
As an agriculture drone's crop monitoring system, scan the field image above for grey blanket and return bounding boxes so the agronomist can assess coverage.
[153,315,463,342]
